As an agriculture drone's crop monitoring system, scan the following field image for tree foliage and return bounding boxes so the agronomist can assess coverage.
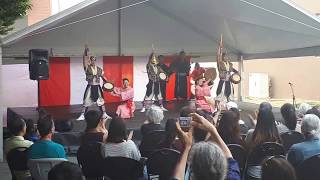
[0,0,32,35]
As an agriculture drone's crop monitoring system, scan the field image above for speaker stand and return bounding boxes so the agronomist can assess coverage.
[36,80,45,119]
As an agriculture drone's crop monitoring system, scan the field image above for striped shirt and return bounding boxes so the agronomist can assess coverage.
[101,140,141,161]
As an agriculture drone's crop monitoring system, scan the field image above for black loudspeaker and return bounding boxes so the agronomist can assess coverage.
[29,49,49,80]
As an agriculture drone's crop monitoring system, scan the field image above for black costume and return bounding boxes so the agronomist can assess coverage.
[170,59,190,99]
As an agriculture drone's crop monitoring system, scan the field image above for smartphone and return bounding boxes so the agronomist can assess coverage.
[179,117,192,128]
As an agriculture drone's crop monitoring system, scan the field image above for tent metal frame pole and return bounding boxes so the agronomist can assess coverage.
[238,55,244,102]
[0,46,3,162]
[118,0,122,56]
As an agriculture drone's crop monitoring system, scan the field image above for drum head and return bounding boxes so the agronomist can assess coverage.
[103,82,114,92]
[159,72,167,80]
[231,73,241,84]
[204,68,217,81]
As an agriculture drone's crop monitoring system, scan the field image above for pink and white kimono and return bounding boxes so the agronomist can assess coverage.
[195,82,214,113]
[113,87,135,119]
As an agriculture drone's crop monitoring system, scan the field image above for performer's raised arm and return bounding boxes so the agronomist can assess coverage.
[83,44,90,71]
[216,34,223,64]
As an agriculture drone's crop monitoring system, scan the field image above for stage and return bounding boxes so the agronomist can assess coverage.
[5,100,282,154]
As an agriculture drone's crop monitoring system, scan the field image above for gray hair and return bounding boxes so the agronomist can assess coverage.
[297,103,312,117]
[188,142,227,180]
[301,114,320,138]
[146,105,164,124]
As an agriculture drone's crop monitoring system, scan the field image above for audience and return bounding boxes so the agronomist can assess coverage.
[306,106,320,118]
[5,117,33,180]
[9,101,320,180]
[28,115,66,159]
[5,117,33,155]
[287,114,320,168]
[172,113,240,180]
[245,108,281,179]
[297,103,312,119]
[217,110,245,146]
[259,102,272,112]
[48,161,85,180]
[261,156,297,180]
[245,108,281,150]
[101,117,141,161]
[229,106,249,134]
[158,118,183,152]
[277,103,300,134]
[140,105,164,137]
[81,110,108,144]
[24,118,39,142]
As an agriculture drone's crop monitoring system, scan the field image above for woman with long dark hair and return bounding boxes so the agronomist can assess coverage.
[158,118,183,152]
[278,103,300,134]
[246,109,281,150]
[217,110,244,146]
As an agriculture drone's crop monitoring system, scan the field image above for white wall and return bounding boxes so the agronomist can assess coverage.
[133,56,149,102]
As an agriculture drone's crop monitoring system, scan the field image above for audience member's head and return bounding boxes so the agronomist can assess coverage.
[226,101,238,110]
[259,102,272,112]
[37,115,54,138]
[24,118,36,135]
[161,118,178,147]
[297,103,312,118]
[146,105,164,124]
[48,161,84,180]
[306,107,320,119]
[217,111,241,145]
[180,106,196,117]
[301,114,320,139]
[24,118,38,141]
[251,109,280,149]
[261,156,297,180]
[229,108,240,121]
[84,110,103,131]
[8,116,26,136]
[188,141,227,180]
[280,103,297,130]
[107,118,127,143]
[193,110,209,142]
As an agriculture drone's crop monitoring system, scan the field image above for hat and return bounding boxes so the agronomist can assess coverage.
[226,101,238,110]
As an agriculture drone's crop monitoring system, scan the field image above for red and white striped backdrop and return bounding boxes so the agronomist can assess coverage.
[37,56,192,106]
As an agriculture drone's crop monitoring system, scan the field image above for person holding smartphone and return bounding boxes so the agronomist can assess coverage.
[172,113,241,180]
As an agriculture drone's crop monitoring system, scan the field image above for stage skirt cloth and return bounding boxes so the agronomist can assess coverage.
[215,79,233,102]
[83,84,104,107]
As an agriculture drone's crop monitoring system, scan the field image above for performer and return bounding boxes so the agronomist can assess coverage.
[158,55,171,101]
[140,52,167,112]
[170,51,191,100]
[190,62,205,81]
[77,45,111,120]
[215,35,238,110]
[195,77,215,113]
[111,78,135,119]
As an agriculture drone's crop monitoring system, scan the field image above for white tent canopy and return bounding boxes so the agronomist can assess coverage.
[2,0,320,60]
